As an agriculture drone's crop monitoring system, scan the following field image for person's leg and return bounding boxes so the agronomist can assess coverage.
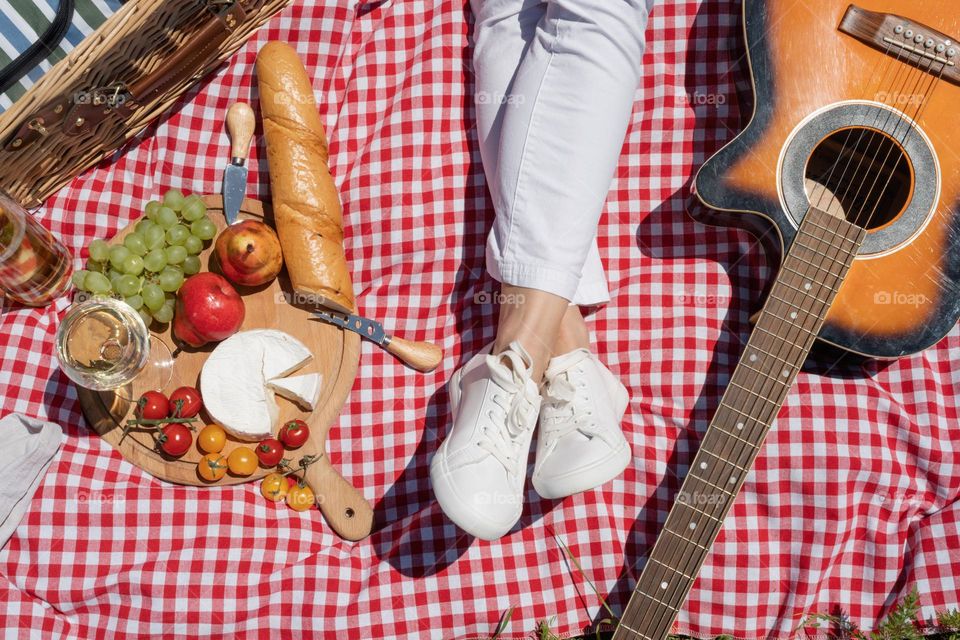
[431,0,554,540]
[433,0,655,539]
[471,0,545,194]
[471,0,566,381]
[492,244,611,379]
[486,0,655,375]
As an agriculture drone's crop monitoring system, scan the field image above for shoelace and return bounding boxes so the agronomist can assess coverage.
[541,368,599,443]
[477,374,537,472]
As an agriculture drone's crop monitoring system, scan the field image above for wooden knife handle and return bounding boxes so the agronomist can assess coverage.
[304,453,373,541]
[385,335,443,372]
[226,103,255,161]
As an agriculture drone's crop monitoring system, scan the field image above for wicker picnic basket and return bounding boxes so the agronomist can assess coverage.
[0,0,291,209]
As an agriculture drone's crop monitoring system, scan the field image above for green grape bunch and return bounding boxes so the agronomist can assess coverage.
[72,190,216,327]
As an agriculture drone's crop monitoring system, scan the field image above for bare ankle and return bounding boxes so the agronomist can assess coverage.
[493,285,570,382]
[552,305,591,357]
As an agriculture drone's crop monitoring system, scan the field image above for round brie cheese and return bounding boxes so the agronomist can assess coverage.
[200,329,313,440]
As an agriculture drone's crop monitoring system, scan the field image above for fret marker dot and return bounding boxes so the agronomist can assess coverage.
[689,522,697,530]
[804,282,812,290]
[749,353,758,362]
[700,461,708,470]
[790,311,798,319]
[660,581,669,589]
[782,368,791,378]
[736,422,744,430]
[730,475,738,484]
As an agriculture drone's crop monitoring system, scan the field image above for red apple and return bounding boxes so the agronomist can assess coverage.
[214,220,283,287]
[173,273,245,347]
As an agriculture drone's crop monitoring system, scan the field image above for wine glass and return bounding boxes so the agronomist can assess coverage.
[55,296,174,401]
[0,189,73,306]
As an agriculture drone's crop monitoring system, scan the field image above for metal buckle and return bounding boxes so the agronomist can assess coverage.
[205,0,234,16]
[205,0,240,29]
[26,119,48,136]
[92,83,131,110]
[72,83,131,111]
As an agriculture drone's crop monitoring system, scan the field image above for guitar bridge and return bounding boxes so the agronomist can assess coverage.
[839,5,960,87]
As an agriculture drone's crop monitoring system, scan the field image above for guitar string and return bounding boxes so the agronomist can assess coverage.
[826,56,922,220]
[856,30,952,229]
[640,214,862,640]
[858,55,948,231]
[646,24,952,640]
[812,34,905,213]
[621,25,946,640]
[631,23,900,640]
[815,29,937,218]
[630,202,862,634]
[663,36,954,640]
[630,215,854,637]
[815,35,920,217]
[637,55,889,630]
[832,41,940,226]
[628,33,924,640]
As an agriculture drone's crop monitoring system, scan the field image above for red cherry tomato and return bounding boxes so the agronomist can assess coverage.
[137,391,169,421]
[256,438,284,467]
[168,386,203,418]
[278,419,309,449]
[159,423,193,457]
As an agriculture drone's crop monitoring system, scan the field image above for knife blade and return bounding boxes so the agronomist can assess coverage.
[312,310,443,372]
[222,102,255,224]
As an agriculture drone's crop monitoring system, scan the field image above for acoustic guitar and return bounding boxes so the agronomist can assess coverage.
[614,2,960,638]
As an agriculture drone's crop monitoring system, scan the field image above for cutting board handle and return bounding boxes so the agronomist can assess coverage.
[305,454,373,541]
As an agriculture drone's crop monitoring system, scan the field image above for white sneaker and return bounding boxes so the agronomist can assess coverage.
[532,348,631,499]
[430,340,541,540]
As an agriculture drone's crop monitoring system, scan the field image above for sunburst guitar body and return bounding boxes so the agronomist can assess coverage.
[695,0,960,358]
[613,3,960,639]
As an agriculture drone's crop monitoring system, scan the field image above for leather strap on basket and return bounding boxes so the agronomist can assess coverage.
[4,0,246,150]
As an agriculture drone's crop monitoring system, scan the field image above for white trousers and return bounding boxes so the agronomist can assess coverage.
[471,0,656,306]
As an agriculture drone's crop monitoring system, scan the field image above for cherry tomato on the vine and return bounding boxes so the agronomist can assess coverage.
[168,386,202,418]
[198,453,228,482]
[256,438,284,467]
[286,483,315,511]
[260,473,289,502]
[278,419,309,449]
[137,391,168,421]
[158,423,192,457]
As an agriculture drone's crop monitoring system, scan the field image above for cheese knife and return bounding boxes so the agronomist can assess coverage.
[222,102,255,225]
[312,310,443,372]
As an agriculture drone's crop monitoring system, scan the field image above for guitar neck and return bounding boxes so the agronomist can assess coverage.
[614,207,866,640]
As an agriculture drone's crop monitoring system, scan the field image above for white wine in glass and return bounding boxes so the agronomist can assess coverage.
[56,296,173,400]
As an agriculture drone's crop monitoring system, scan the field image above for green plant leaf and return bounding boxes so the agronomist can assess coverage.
[490,605,515,640]
[553,533,618,623]
[871,588,921,640]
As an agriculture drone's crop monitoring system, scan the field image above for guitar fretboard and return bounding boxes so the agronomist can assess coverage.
[613,207,866,640]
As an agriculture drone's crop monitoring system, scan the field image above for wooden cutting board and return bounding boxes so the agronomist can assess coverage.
[77,195,373,540]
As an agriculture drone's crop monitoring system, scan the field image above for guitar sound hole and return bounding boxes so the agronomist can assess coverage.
[803,127,913,230]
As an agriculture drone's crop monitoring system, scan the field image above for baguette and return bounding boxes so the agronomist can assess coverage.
[256,41,355,313]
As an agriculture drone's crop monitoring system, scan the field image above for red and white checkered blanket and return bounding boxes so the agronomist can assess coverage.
[1,1,958,638]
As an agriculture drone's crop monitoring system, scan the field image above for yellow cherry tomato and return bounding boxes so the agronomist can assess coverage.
[227,446,258,476]
[197,424,227,454]
[286,483,315,511]
[197,453,228,482]
[260,473,289,502]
